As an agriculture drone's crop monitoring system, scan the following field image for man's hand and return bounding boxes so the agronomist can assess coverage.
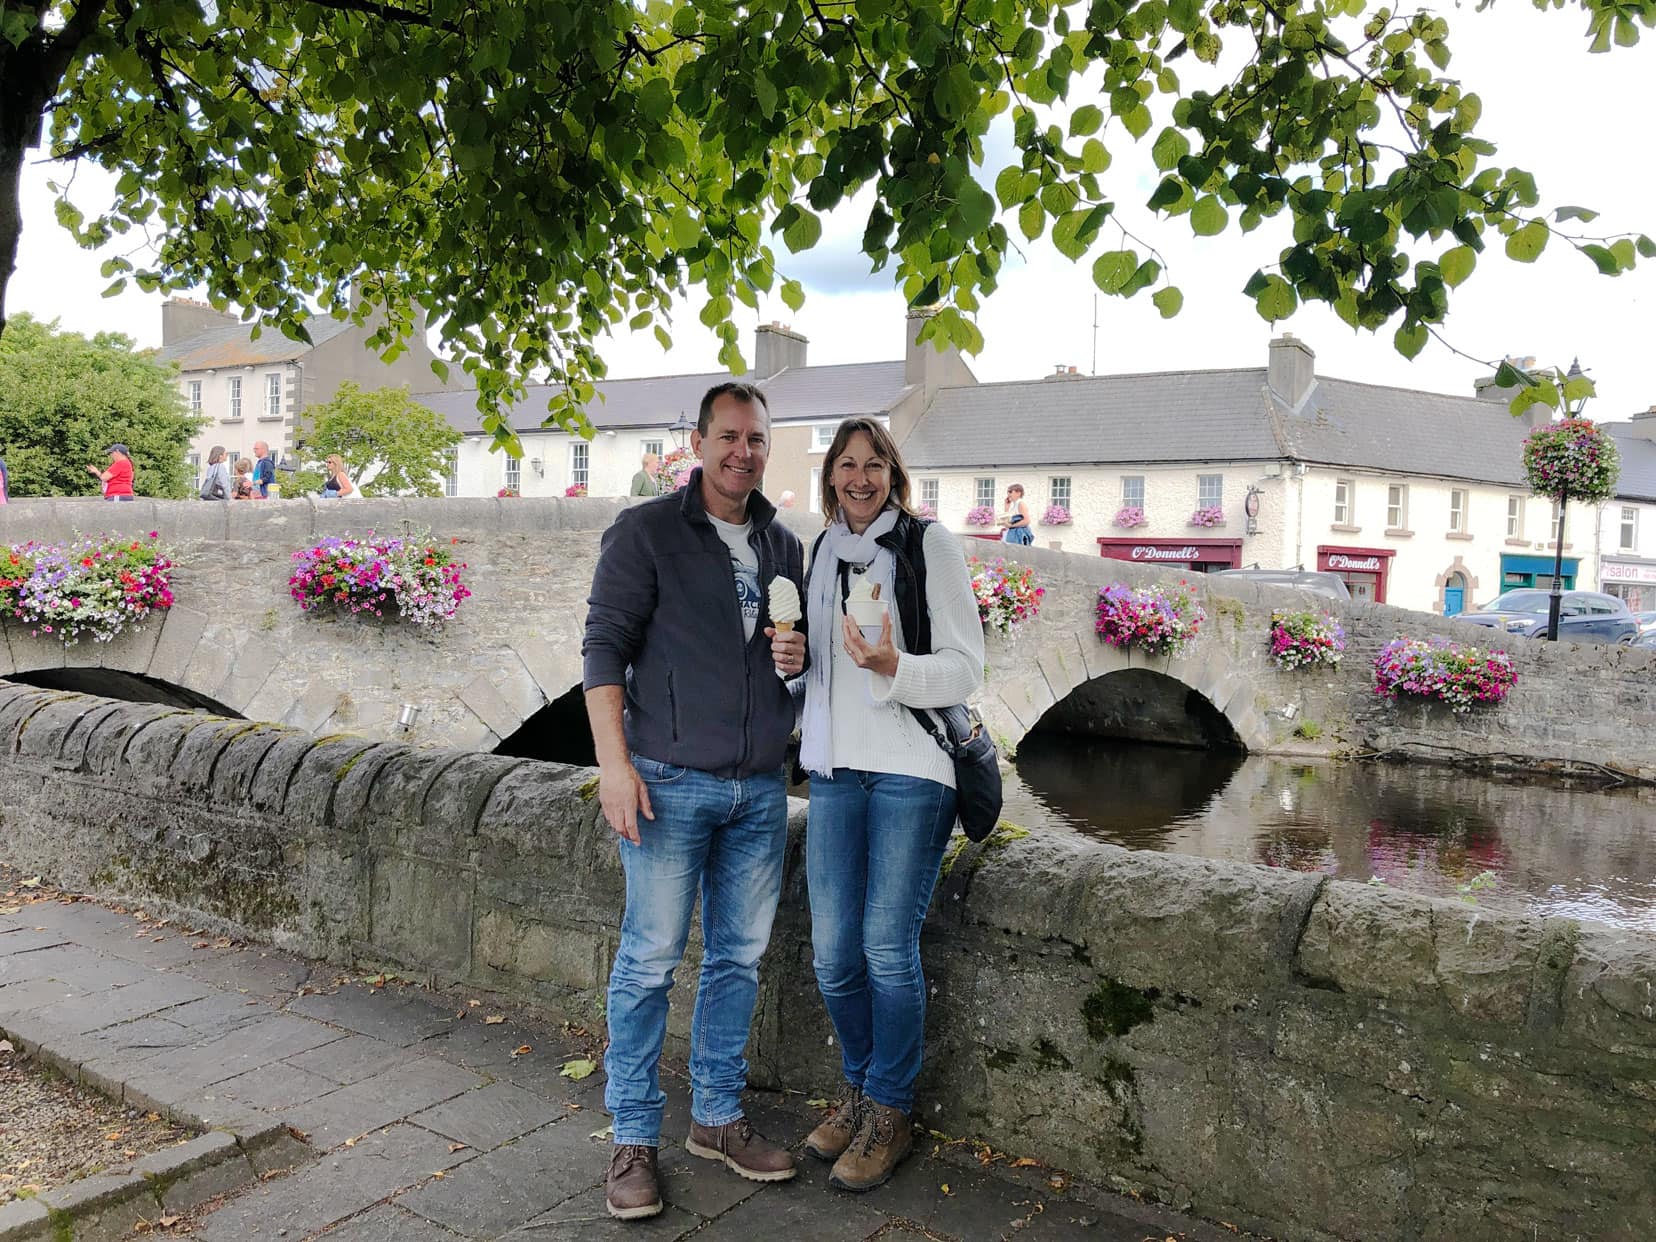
[598,759,654,846]
[766,626,806,677]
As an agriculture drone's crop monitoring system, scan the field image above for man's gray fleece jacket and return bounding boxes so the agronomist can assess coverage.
[582,471,806,779]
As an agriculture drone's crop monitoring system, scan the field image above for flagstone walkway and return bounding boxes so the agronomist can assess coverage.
[0,880,1244,1241]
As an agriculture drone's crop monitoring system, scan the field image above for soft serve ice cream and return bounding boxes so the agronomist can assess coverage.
[768,577,802,632]
[845,575,887,638]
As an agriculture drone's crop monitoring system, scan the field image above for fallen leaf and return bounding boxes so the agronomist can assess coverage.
[124,1148,138,1157]
[145,1113,161,1122]
[590,1124,614,1140]
[106,1131,124,1142]
[1010,1157,1041,1168]
[431,1170,446,1179]
[806,1097,830,1108]
[511,1044,532,1059]
[467,999,482,1008]
[559,1057,597,1080]
[192,941,211,949]
[941,1183,953,1195]
[159,1215,180,1227]
[447,1142,469,1153]
[483,1015,505,1025]
[19,876,41,888]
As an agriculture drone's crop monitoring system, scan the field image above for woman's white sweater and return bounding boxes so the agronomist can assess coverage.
[817,523,986,788]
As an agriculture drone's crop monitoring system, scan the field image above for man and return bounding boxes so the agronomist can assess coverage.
[629,452,663,497]
[583,382,806,1221]
[251,441,276,499]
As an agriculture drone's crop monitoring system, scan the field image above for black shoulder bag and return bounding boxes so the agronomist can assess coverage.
[894,518,1003,842]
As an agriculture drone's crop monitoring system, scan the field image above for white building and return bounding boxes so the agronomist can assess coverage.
[899,335,1584,616]
[1595,415,1656,613]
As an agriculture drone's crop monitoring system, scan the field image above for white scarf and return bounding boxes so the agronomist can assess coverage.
[800,506,900,778]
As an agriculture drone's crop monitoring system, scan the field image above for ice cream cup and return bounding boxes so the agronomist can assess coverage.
[847,598,887,643]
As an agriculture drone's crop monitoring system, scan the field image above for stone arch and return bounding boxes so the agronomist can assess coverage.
[1434,556,1480,614]
[979,630,1270,753]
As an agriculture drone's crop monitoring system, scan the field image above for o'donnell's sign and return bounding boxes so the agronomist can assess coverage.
[1324,552,1384,572]
[1096,538,1242,572]
[1316,545,1394,603]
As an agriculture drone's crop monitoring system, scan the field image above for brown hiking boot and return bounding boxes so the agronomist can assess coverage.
[606,1144,663,1220]
[804,1088,865,1161]
[829,1100,912,1192]
[686,1116,797,1182]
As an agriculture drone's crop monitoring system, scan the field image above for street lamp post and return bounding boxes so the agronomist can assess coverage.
[668,411,694,451]
[1545,359,1590,643]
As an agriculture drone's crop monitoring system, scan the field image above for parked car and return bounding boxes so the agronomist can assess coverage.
[1207,569,1352,601]
[1633,629,1656,650]
[1633,610,1656,635]
[1456,589,1639,644]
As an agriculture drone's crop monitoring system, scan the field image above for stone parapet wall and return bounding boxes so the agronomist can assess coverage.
[0,682,1651,1241]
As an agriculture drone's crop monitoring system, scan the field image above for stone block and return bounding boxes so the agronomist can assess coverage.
[210,636,283,710]
[512,632,585,702]
[332,741,414,826]
[36,1171,159,1242]
[457,671,523,740]
[240,673,301,729]
[0,1197,47,1241]
[144,605,210,684]
[212,724,290,803]
[282,737,378,824]
[370,854,474,972]
[93,612,165,674]
[117,711,206,795]
[423,751,523,837]
[1559,924,1656,1060]
[1295,880,1441,1007]
[223,497,315,543]
[246,733,325,816]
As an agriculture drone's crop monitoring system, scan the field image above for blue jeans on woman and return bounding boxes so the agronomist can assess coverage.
[807,769,957,1113]
[604,754,788,1147]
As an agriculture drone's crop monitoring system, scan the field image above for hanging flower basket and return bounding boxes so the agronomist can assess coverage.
[289,531,472,633]
[497,487,519,498]
[1095,581,1205,657]
[1373,637,1517,713]
[1189,505,1225,527]
[968,556,1044,636]
[0,531,174,644]
[1521,417,1619,502]
[916,503,938,520]
[660,447,697,490]
[1113,506,1146,529]
[1269,610,1346,671]
[564,483,588,498]
[1041,504,1073,526]
[965,505,995,527]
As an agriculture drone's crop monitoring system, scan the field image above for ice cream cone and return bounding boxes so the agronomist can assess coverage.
[775,621,794,634]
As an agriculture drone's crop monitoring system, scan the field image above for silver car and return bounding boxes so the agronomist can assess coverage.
[1456,589,1638,644]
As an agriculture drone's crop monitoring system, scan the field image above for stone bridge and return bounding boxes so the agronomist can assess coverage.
[1,498,1653,776]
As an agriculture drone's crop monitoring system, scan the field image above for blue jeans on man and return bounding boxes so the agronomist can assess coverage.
[806,768,957,1113]
[604,755,789,1146]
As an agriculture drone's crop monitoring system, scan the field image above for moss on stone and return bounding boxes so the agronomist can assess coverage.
[985,1047,1020,1071]
[577,776,600,802]
[1082,977,1156,1041]
[1032,1039,1072,1072]
[335,748,370,782]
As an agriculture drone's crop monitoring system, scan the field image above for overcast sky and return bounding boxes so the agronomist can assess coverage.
[10,5,1654,419]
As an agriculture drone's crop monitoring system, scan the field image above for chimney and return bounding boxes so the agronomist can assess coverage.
[754,321,808,377]
[904,306,960,395]
[1267,334,1316,407]
[1474,355,1557,428]
[1627,406,1656,442]
[161,297,236,346]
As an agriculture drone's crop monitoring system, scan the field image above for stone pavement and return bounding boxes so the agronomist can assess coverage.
[0,885,1245,1242]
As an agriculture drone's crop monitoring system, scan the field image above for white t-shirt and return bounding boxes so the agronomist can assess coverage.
[707,514,760,642]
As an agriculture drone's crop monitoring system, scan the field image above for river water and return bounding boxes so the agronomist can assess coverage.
[1003,733,1656,931]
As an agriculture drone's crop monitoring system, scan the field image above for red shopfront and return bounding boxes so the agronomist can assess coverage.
[1317,545,1395,603]
[1097,538,1243,574]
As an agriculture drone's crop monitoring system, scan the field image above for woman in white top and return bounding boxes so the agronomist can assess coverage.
[779,416,985,1193]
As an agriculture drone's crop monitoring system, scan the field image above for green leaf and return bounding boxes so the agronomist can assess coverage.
[780,279,805,312]
[1092,249,1138,294]
[1080,139,1110,174]
[1638,235,1656,259]
[1394,321,1427,360]
[1069,105,1104,136]
[1553,205,1599,224]
[1190,196,1227,236]
[1504,220,1549,263]
[1439,245,1476,288]
[994,166,1022,210]
[1151,127,1189,172]
[1018,200,1044,242]
[1152,286,1183,318]
[1251,275,1297,322]
[782,207,822,253]
[1147,177,1183,212]
[560,1058,598,1080]
[1121,104,1152,140]
[1581,243,1619,276]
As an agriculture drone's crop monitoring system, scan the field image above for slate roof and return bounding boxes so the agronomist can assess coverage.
[158,317,355,370]
[418,360,915,436]
[1605,423,1656,502]
[901,365,1541,487]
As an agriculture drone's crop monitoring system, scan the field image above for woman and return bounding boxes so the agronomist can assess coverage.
[231,457,255,501]
[319,454,355,499]
[87,444,136,501]
[199,446,231,501]
[998,483,1033,545]
[778,416,984,1192]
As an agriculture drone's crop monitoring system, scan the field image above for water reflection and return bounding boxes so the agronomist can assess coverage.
[1004,733,1656,931]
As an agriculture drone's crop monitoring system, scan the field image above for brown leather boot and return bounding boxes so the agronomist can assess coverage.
[829,1100,912,1192]
[685,1116,797,1182]
[605,1144,663,1220]
[803,1088,865,1161]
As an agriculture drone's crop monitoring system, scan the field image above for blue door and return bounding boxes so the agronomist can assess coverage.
[1443,574,1466,616]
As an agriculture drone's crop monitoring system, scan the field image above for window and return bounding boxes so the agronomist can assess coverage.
[504,454,521,492]
[265,373,282,418]
[187,452,201,493]
[1121,475,1144,508]
[1449,489,1467,533]
[1197,473,1223,509]
[1332,477,1352,525]
[1049,476,1072,510]
[1386,483,1408,530]
[570,441,589,488]
[640,438,663,460]
[974,477,996,508]
[444,448,458,497]
[808,467,822,514]
[188,380,202,416]
[226,376,242,420]
[1621,507,1638,551]
[1506,495,1524,538]
[812,424,838,452]
[919,478,939,512]
[1549,500,1562,540]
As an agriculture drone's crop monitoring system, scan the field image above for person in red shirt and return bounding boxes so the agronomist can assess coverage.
[87,444,136,501]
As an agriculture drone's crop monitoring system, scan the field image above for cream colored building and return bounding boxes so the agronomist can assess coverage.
[900,335,1590,616]
[1594,416,1656,613]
